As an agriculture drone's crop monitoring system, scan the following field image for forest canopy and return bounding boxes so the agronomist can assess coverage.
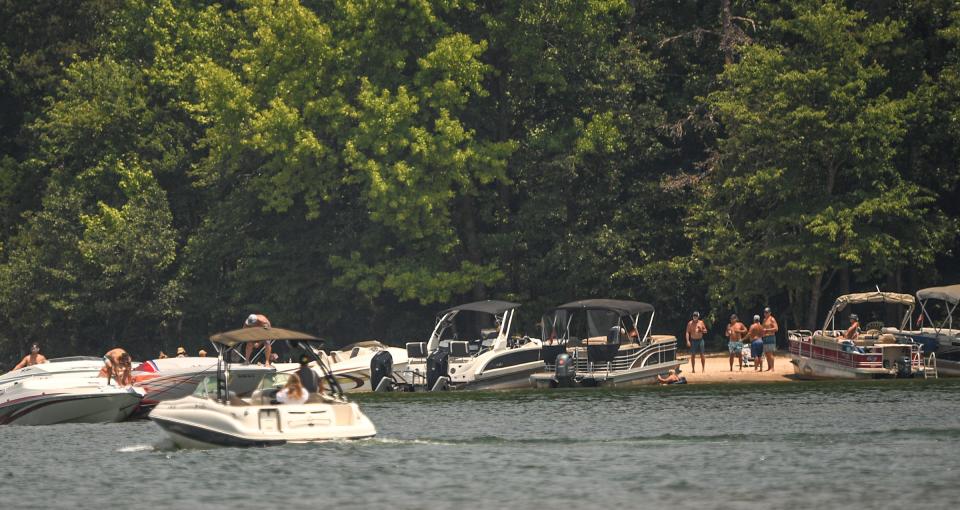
[0,0,957,362]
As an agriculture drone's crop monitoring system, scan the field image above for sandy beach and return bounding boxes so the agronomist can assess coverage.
[676,352,795,383]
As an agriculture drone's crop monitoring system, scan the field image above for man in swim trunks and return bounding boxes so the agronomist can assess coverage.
[762,307,778,371]
[726,314,747,371]
[686,311,707,373]
[11,342,48,371]
[100,348,132,385]
[749,315,764,371]
[243,313,273,366]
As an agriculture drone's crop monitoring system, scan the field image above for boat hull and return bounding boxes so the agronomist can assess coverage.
[0,390,142,425]
[150,396,377,449]
[530,360,682,388]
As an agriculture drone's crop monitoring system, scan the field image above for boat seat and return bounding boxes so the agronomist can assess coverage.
[449,341,470,357]
[406,342,427,358]
[541,344,567,364]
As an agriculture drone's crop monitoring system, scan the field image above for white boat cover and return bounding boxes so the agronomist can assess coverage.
[916,284,960,304]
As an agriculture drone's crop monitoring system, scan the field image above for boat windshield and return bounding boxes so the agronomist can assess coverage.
[254,372,292,392]
[192,376,218,398]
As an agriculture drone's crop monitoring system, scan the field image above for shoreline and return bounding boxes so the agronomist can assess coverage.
[675,352,795,384]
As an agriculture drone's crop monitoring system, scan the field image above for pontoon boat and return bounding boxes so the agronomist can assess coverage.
[893,284,960,376]
[529,299,681,388]
[788,291,929,379]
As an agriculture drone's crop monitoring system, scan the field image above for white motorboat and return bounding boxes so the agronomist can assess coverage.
[275,340,409,393]
[788,291,930,379]
[133,356,274,405]
[150,327,377,448]
[397,300,544,391]
[0,368,144,425]
[529,299,681,388]
[0,357,104,386]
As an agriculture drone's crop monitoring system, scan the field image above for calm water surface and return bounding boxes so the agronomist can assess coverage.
[2,380,959,509]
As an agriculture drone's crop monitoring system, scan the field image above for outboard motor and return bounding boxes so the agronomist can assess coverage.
[554,353,575,387]
[896,356,912,378]
[370,350,394,391]
[426,349,450,391]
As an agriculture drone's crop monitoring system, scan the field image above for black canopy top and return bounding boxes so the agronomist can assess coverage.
[553,299,654,315]
[917,284,960,305]
[210,327,320,347]
[441,300,520,315]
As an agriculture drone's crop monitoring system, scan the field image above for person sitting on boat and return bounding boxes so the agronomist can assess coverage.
[243,313,273,366]
[842,314,860,340]
[276,373,309,405]
[11,342,48,371]
[296,355,322,394]
[198,349,207,358]
[176,346,187,358]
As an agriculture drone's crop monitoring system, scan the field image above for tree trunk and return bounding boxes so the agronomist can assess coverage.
[460,195,485,301]
[720,0,734,66]
[805,272,824,330]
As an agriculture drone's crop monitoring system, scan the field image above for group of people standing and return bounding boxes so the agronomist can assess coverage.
[685,308,779,372]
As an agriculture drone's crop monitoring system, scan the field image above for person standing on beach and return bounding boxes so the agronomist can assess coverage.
[726,314,748,371]
[748,315,764,371]
[686,311,707,373]
[762,307,778,371]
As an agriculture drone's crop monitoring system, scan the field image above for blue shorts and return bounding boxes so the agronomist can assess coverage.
[689,339,705,354]
[763,336,776,353]
[728,341,743,353]
[751,339,764,358]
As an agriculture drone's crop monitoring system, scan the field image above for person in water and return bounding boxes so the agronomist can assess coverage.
[243,313,273,366]
[277,373,308,405]
[12,342,48,371]
[657,369,686,385]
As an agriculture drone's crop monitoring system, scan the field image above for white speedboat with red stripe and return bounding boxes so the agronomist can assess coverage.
[133,357,273,406]
[0,370,143,425]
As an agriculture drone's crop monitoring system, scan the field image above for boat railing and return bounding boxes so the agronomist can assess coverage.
[542,340,677,375]
[790,336,925,371]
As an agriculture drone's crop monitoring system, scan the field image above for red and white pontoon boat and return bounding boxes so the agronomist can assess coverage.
[788,291,930,379]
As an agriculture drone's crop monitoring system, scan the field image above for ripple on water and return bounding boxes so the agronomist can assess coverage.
[1,380,960,509]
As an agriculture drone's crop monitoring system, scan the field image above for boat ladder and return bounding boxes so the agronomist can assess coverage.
[924,352,939,379]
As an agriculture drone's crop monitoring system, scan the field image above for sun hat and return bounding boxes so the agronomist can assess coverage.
[753,314,761,322]
[176,346,186,355]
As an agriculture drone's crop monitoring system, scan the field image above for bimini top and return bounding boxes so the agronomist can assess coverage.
[441,300,520,315]
[210,327,320,347]
[554,299,654,315]
[917,284,960,304]
[831,291,915,310]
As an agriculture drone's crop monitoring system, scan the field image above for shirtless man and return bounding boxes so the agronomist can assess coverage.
[748,315,764,371]
[100,348,132,385]
[762,307,778,372]
[243,313,273,366]
[843,314,860,340]
[11,343,48,371]
[726,314,748,371]
[686,311,707,373]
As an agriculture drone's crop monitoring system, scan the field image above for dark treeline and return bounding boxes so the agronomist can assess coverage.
[0,0,957,363]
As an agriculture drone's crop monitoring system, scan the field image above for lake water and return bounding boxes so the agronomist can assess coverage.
[2,380,959,509]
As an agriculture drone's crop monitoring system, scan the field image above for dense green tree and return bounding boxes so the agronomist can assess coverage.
[696,0,951,328]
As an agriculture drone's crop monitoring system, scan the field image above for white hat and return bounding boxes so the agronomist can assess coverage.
[245,314,258,326]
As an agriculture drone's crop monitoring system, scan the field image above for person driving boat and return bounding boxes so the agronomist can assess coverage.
[11,342,48,371]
